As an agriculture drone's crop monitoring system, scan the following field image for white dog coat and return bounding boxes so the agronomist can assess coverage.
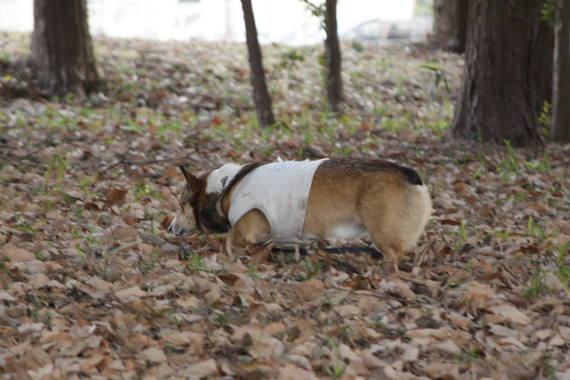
[228,158,329,246]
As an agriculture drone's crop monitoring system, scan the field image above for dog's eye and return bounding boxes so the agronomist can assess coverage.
[221,176,228,188]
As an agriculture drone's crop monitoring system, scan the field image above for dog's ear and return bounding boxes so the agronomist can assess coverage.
[180,165,202,197]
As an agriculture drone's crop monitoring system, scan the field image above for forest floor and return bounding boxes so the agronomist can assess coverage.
[1,32,570,380]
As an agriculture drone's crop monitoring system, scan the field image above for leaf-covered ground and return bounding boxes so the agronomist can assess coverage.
[1,32,570,380]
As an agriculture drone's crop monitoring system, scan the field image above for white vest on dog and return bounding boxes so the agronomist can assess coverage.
[228,158,329,247]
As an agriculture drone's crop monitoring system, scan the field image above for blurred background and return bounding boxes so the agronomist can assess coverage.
[0,0,433,45]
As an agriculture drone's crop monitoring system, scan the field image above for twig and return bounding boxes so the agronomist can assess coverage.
[98,152,196,175]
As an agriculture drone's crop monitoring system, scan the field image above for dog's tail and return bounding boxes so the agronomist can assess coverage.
[401,166,424,186]
[400,171,432,249]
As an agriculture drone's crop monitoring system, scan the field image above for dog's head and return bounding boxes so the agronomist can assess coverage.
[168,163,242,237]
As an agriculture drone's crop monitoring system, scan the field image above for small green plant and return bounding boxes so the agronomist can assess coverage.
[538,100,552,134]
[554,243,570,294]
[42,310,54,326]
[247,263,260,279]
[133,182,162,202]
[524,151,552,173]
[296,259,322,282]
[452,345,482,364]
[139,252,160,277]
[324,361,344,380]
[279,48,306,69]
[523,262,549,299]
[421,64,450,96]
[187,252,208,275]
[14,215,37,234]
[541,0,556,25]
[79,176,96,194]
[460,220,467,241]
[43,153,68,188]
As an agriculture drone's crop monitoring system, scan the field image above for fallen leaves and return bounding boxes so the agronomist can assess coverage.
[1,33,570,379]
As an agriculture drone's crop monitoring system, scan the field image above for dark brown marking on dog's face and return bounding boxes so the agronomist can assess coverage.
[169,166,233,236]
[198,186,231,233]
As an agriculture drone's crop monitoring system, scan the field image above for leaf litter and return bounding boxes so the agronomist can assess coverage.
[1,31,570,379]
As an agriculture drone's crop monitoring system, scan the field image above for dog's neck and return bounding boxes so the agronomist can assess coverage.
[218,162,262,218]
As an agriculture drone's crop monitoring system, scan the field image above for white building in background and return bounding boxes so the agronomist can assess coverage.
[0,0,429,45]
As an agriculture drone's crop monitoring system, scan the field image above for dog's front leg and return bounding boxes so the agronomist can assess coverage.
[226,235,248,261]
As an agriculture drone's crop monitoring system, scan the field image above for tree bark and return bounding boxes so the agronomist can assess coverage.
[31,0,98,96]
[451,0,543,146]
[324,0,343,113]
[432,0,469,53]
[529,17,554,115]
[240,0,275,128]
[550,0,570,142]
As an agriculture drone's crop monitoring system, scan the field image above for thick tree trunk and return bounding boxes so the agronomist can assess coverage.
[240,0,275,128]
[31,0,98,96]
[324,0,343,113]
[451,0,542,146]
[550,0,570,142]
[432,0,469,52]
[529,18,554,114]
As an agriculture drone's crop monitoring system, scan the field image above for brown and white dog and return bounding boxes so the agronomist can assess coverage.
[169,158,432,266]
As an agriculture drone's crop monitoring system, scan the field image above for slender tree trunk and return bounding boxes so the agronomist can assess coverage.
[324,0,343,113]
[432,0,469,52]
[451,0,543,146]
[31,0,98,96]
[240,0,275,128]
[550,0,570,142]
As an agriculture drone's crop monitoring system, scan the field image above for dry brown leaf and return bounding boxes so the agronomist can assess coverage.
[179,359,219,377]
[1,243,38,262]
[424,362,460,379]
[104,188,128,208]
[140,347,167,363]
[115,286,147,299]
[294,280,325,301]
[491,304,532,325]
[248,336,285,359]
[113,226,138,242]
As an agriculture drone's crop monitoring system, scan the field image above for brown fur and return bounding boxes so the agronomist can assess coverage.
[301,159,428,262]
[170,158,432,265]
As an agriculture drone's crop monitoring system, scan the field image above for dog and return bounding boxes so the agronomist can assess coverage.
[168,157,432,267]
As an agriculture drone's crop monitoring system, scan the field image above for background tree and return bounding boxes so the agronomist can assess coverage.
[550,0,570,142]
[323,0,343,113]
[431,0,469,52]
[31,0,98,96]
[451,0,546,146]
[302,0,344,113]
[529,13,554,115]
[240,0,275,128]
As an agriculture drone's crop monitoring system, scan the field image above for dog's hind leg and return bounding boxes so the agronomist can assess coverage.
[369,236,405,272]
[359,203,407,271]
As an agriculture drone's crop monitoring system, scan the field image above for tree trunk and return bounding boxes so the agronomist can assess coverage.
[240,0,275,128]
[324,0,343,113]
[550,0,570,142]
[529,18,554,115]
[31,0,98,96]
[431,0,469,53]
[451,0,543,146]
